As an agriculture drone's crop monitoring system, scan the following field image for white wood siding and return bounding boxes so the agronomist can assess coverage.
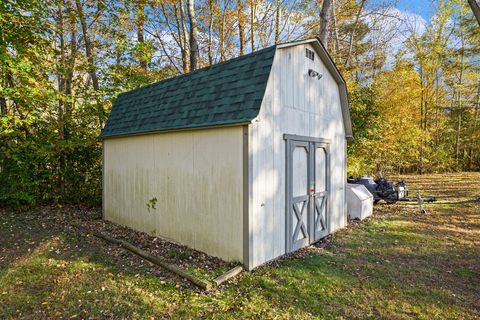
[104,126,244,262]
[249,43,347,268]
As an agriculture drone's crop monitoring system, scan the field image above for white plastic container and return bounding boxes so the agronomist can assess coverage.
[346,183,374,221]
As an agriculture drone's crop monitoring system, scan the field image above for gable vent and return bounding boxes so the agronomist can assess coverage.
[305,48,314,61]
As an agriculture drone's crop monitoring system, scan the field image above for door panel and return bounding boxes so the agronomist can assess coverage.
[288,141,310,251]
[315,147,327,192]
[286,137,329,253]
[312,144,328,240]
[292,146,309,198]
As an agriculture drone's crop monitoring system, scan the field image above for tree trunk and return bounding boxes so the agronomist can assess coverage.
[470,86,480,170]
[455,35,465,168]
[467,0,480,26]
[250,0,255,51]
[75,0,103,128]
[319,0,332,47]
[65,0,76,121]
[435,69,439,146]
[455,101,462,167]
[0,65,11,116]
[173,3,189,73]
[137,0,147,70]
[56,2,66,200]
[371,38,378,82]
[187,0,199,71]
[331,0,340,61]
[220,9,226,61]
[419,65,425,174]
[0,96,6,116]
[0,74,6,174]
[344,0,366,66]
[179,1,190,67]
[62,0,77,199]
[75,0,98,91]
[274,0,280,44]
[207,0,214,65]
[238,0,245,55]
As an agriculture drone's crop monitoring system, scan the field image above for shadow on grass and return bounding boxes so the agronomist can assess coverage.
[0,211,204,318]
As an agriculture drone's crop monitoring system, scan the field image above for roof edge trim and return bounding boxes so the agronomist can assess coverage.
[99,121,252,140]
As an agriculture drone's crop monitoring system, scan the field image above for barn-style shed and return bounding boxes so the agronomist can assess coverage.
[100,38,352,270]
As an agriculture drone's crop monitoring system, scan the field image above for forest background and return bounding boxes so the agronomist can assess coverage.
[1,0,479,206]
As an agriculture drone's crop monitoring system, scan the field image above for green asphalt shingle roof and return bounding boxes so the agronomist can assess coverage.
[100,45,277,138]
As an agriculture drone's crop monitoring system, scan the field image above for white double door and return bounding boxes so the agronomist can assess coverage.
[287,138,329,252]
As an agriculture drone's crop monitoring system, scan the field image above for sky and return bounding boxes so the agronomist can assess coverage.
[363,0,433,68]
[394,0,436,20]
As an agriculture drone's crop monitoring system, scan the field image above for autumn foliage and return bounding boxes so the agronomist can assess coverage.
[0,0,479,206]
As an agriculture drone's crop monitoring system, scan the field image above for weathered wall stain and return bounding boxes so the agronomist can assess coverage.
[104,126,244,262]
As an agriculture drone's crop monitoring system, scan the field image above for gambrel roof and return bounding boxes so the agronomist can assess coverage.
[100,38,352,139]
[100,46,276,138]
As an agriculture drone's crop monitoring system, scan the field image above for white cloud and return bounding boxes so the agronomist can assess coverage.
[370,7,426,49]
[363,7,427,67]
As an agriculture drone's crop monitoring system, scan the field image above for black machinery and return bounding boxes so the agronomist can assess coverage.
[347,175,409,204]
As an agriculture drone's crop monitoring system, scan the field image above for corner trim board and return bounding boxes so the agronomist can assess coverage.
[102,140,105,220]
[243,125,253,270]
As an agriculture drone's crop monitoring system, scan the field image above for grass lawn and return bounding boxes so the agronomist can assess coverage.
[1,173,479,319]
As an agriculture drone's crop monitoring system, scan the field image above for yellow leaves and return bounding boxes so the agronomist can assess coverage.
[348,61,438,174]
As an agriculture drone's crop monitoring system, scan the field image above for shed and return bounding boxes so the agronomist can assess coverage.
[100,38,353,270]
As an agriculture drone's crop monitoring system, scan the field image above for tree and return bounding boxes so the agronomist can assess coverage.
[238,0,245,54]
[75,0,103,128]
[275,0,281,43]
[187,0,199,70]
[137,0,148,70]
[1,0,480,208]
[467,0,480,26]
[344,0,366,67]
[250,0,256,51]
[319,0,332,46]
[207,0,214,65]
